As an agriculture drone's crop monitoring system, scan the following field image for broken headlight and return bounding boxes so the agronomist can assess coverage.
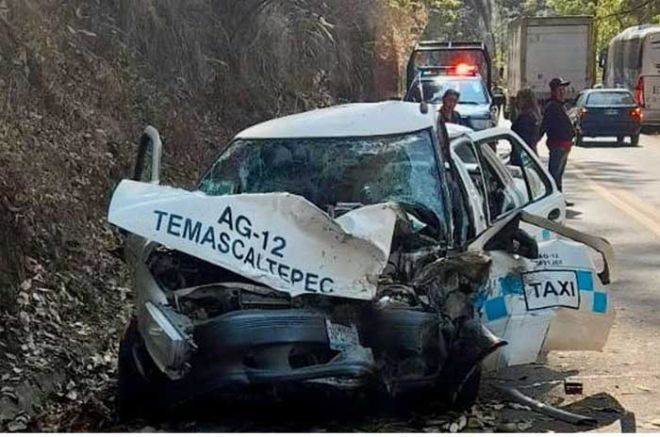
[139,301,193,380]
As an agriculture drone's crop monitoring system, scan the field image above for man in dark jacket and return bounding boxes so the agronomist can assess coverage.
[438,89,463,124]
[540,77,575,198]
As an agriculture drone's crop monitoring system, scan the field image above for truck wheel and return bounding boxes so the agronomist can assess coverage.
[631,133,640,147]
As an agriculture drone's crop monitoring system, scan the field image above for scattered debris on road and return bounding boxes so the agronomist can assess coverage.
[564,377,584,395]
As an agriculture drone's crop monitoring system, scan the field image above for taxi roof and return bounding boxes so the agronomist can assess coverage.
[235,101,437,139]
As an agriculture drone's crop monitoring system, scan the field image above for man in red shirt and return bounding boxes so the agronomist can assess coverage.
[540,77,576,204]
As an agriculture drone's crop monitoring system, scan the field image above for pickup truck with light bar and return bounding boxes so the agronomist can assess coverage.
[404,64,499,131]
[403,41,500,130]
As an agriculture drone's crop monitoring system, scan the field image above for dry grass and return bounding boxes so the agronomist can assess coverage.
[0,0,427,430]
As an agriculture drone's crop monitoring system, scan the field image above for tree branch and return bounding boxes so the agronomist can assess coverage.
[596,0,657,20]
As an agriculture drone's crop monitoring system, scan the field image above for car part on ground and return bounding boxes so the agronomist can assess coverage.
[564,377,583,395]
[498,386,596,426]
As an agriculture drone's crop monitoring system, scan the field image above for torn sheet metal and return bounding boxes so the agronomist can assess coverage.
[474,212,615,369]
[109,180,398,300]
[520,211,615,284]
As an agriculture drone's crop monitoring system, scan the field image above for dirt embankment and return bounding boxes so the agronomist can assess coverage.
[0,0,427,431]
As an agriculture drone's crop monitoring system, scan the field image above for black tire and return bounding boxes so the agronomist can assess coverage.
[631,133,640,147]
[116,319,163,421]
[450,365,482,411]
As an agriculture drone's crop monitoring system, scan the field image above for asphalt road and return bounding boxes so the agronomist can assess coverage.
[529,131,660,432]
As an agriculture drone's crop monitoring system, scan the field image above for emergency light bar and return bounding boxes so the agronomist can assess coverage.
[406,40,492,92]
[416,64,479,77]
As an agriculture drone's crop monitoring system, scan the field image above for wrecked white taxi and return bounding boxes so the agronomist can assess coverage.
[109,102,614,418]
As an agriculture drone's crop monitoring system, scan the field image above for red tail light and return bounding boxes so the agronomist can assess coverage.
[635,77,645,107]
[630,107,643,119]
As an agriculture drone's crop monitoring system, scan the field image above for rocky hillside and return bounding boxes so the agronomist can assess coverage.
[0,0,426,430]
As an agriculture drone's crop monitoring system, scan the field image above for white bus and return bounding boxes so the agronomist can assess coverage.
[604,25,660,128]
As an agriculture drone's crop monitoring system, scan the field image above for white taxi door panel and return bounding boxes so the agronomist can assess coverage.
[468,211,615,370]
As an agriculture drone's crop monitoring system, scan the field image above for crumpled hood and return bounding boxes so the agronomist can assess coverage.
[109,180,400,300]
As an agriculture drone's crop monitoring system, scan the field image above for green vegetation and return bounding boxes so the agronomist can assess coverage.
[496,0,660,50]
[548,0,660,50]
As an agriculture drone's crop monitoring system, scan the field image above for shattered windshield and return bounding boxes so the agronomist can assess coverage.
[198,130,448,239]
[408,78,489,105]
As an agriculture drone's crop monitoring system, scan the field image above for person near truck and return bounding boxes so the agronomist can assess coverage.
[511,88,541,165]
[540,77,575,203]
[438,89,463,125]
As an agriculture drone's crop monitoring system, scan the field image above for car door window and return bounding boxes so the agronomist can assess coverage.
[133,144,153,182]
[492,135,551,203]
[516,144,550,202]
[453,138,522,223]
[132,128,162,183]
[446,162,474,246]
[476,144,521,221]
[452,139,488,220]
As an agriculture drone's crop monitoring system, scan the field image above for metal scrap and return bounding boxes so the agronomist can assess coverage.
[498,385,597,426]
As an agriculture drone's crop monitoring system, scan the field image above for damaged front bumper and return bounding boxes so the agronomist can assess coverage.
[112,181,613,412]
[132,299,505,406]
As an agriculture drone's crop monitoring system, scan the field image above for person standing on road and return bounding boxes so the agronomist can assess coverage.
[511,88,541,165]
[540,77,575,202]
[438,89,463,125]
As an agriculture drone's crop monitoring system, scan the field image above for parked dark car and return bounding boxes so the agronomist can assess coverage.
[571,88,642,146]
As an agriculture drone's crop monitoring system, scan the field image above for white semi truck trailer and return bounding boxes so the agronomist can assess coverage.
[506,15,595,112]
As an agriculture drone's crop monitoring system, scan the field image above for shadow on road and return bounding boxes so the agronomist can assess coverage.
[576,140,639,149]
[568,160,657,193]
[566,208,582,219]
[484,365,634,432]
[93,365,633,433]
[494,392,634,433]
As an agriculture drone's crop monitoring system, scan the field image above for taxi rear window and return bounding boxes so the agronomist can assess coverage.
[586,92,634,106]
